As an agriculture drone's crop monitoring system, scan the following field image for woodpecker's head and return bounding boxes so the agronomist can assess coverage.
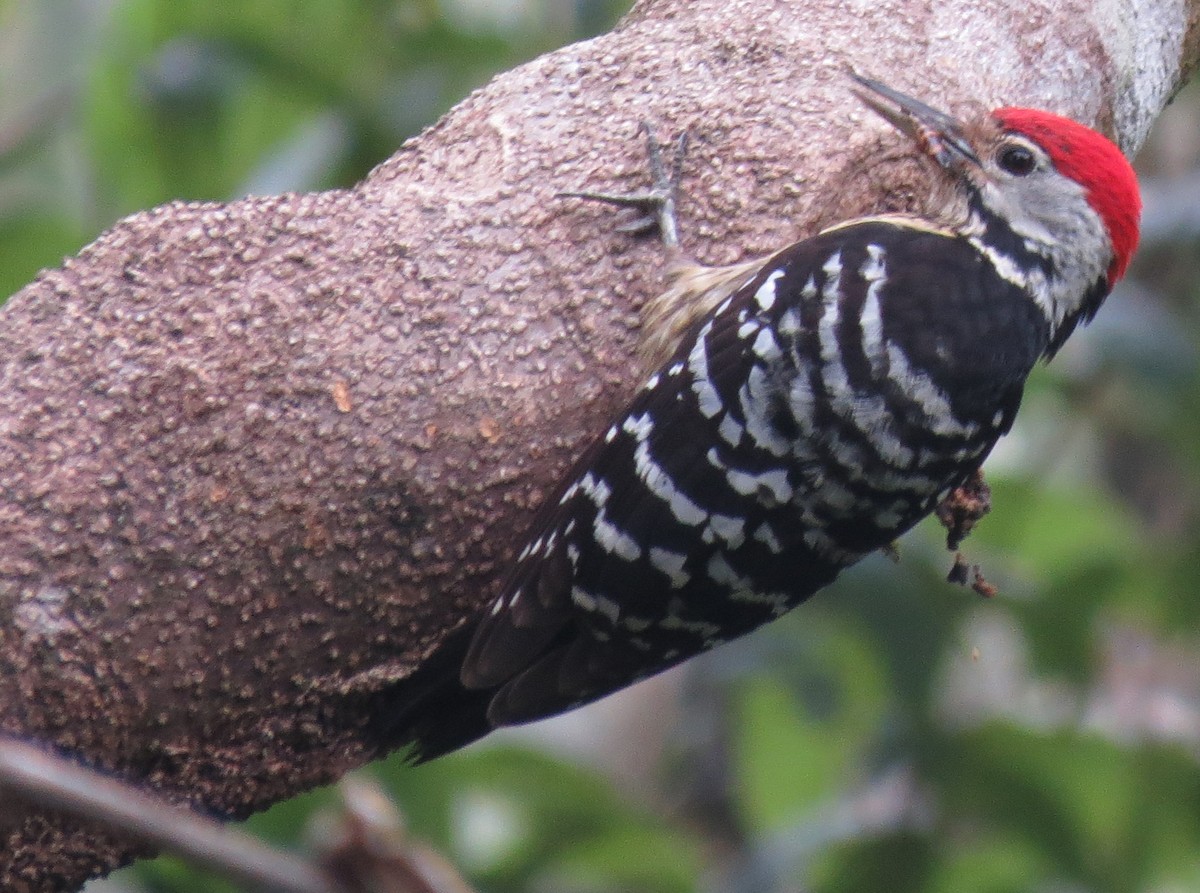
[852,75,1141,350]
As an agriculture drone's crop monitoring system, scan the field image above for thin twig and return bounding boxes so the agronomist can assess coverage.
[0,736,337,893]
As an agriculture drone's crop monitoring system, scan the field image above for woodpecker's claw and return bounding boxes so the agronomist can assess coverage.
[555,190,658,236]
[557,123,688,251]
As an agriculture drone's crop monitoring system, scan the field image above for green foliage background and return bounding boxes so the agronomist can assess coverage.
[2,2,1199,892]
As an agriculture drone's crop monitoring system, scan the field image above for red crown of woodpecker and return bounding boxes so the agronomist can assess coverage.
[995,108,1141,284]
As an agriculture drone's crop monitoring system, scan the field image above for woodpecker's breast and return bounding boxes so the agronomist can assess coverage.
[458,218,1050,728]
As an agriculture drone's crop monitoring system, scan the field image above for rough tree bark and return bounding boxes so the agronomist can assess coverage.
[1,0,1196,889]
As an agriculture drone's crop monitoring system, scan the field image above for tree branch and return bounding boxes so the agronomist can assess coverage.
[1,0,1195,888]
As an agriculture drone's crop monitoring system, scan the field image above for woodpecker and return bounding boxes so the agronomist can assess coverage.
[388,76,1141,761]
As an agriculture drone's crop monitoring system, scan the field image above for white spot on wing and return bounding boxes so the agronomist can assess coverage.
[886,343,979,437]
[592,508,642,561]
[660,613,723,640]
[706,551,744,587]
[622,615,653,632]
[752,328,782,362]
[718,414,744,447]
[571,586,621,624]
[633,441,708,526]
[755,269,783,311]
[873,505,904,529]
[706,513,746,548]
[812,473,858,514]
[725,466,793,504]
[777,308,803,337]
[787,373,816,437]
[753,522,783,554]
[803,528,859,563]
[740,365,790,457]
[649,546,690,587]
[578,472,612,506]
[848,395,914,466]
[859,245,887,376]
[706,554,791,615]
[622,412,654,442]
[822,250,843,287]
[688,323,724,419]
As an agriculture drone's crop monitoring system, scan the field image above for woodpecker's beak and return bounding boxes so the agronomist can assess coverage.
[850,74,982,172]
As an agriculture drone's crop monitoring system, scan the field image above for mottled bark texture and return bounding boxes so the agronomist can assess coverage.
[1,0,1197,888]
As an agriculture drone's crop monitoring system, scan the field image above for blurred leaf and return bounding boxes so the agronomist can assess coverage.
[539,824,704,893]
[134,855,243,893]
[924,835,1053,893]
[378,746,705,891]
[810,833,934,893]
[733,676,847,833]
[929,723,1200,892]
[729,617,887,834]
[974,479,1145,581]
[0,214,87,299]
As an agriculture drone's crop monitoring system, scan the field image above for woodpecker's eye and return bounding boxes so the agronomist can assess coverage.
[997,143,1037,176]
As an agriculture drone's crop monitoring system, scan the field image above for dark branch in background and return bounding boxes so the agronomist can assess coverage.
[317,780,480,893]
[0,737,334,893]
[0,736,474,893]
[0,0,1195,888]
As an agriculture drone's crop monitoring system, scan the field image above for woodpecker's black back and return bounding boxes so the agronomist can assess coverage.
[386,218,1053,762]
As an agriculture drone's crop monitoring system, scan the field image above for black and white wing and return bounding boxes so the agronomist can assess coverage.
[394,219,1040,761]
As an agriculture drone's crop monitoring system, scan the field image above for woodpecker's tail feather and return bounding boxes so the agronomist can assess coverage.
[368,622,496,764]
